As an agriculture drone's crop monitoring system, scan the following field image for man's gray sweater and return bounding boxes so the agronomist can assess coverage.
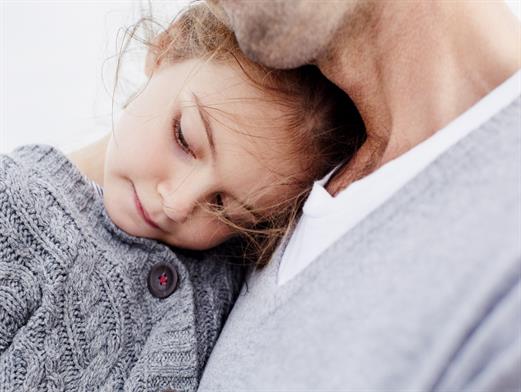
[0,144,243,391]
[199,97,521,389]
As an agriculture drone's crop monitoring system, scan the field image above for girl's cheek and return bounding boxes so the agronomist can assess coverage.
[213,222,237,243]
[196,221,236,249]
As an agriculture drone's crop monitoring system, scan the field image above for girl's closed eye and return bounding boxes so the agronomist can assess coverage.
[173,118,196,158]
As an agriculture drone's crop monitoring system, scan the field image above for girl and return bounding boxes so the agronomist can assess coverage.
[0,2,364,391]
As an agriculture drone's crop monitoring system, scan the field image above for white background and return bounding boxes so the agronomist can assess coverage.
[0,0,189,154]
[1,0,520,154]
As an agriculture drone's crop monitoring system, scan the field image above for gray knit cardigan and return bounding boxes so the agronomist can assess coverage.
[0,144,244,391]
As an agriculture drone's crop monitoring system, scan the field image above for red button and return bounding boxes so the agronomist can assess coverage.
[147,262,178,299]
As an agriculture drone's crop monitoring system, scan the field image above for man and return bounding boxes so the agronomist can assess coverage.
[199,1,521,390]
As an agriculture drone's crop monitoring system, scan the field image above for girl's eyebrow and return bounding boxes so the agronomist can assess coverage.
[192,92,217,158]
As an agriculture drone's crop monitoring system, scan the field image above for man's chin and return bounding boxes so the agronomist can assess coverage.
[205,0,233,28]
[238,39,317,70]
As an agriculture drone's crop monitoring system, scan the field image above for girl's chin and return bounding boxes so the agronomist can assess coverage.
[166,234,229,251]
[104,202,146,238]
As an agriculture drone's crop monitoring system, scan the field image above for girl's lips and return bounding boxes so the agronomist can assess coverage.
[133,185,161,230]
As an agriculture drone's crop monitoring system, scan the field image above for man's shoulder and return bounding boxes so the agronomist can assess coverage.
[199,90,521,391]
[483,93,520,136]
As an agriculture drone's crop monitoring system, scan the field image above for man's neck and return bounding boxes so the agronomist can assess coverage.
[319,1,521,196]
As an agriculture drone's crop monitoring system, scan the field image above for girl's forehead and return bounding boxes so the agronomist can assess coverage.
[163,59,302,202]
[174,60,294,159]
[170,59,283,119]
[212,108,302,210]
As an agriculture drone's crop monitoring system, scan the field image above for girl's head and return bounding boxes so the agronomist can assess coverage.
[103,1,365,265]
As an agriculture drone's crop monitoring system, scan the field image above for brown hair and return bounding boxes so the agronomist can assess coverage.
[115,1,365,267]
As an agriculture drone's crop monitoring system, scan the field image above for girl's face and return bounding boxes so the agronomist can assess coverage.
[103,59,299,250]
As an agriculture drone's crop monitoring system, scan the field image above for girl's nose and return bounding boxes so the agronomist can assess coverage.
[157,182,197,224]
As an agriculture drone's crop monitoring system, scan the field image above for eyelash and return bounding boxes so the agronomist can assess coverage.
[214,193,234,223]
[214,193,224,209]
[173,119,196,158]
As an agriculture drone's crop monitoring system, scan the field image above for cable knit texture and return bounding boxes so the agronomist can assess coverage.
[0,144,244,392]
